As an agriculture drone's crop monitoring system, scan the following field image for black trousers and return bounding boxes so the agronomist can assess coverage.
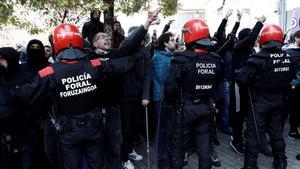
[169,100,212,169]
[58,112,105,169]
[120,100,144,162]
[44,119,61,169]
[244,90,286,168]
[281,89,300,132]
[232,85,248,143]
[103,105,122,169]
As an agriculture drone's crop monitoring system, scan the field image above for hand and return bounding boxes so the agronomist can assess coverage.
[225,9,233,19]
[151,18,161,25]
[237,10,242,21]
[255,15,266,23]
[142,99,150,107]
[144,7,162,30]
[167,20,175,25]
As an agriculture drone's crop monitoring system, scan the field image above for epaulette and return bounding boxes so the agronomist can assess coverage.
[90,58,102,67]
[39,66,54,78]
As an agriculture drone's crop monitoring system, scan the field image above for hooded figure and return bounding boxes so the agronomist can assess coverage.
[0,47,22,131]
[0,47,19,77]
[82,10,104,45]
[26,39,48,72]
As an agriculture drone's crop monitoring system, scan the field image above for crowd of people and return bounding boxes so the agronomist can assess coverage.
[0,7,300,169]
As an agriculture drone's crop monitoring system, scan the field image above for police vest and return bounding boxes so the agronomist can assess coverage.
[39,59,103,115]
[253,52,293,90]
[181,53,221,99]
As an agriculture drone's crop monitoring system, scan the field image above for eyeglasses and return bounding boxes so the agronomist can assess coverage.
[95,34,111,41]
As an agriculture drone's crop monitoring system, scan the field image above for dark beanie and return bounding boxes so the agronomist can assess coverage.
[128,26,139,35]
[238,28,251,40]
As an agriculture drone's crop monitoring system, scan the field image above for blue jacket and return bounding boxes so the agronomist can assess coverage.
[152,50,173,101]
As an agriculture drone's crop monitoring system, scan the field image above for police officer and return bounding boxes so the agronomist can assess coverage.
[0,8,160,169]
[237,24,295,169]
[165,19,223,169]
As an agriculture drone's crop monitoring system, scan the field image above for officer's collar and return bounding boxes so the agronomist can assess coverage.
[194,49,208,54]
[61,60,78,64]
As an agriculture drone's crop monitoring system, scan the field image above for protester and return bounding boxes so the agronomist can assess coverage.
[82,10,104,45]
[112,21,125,48]
[282,30,300,141]
[230,15,266,155]
[119,25,152,169]
[152,32,175,169]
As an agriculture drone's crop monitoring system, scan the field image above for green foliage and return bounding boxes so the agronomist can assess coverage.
[115,0,149,15]
[0,0,178,34]
[159,0,180,16]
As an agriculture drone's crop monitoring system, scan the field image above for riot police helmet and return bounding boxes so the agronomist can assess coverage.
[183,19,211,46]
[259,24,283,49]
[53,23,83,55]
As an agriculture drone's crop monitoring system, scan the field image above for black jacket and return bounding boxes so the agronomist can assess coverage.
[216,21,240,56]
[82,11,104,45]
[89,25,149,104]
[232,22,264,76]
[0,47,22,131]
[120,46,152,101]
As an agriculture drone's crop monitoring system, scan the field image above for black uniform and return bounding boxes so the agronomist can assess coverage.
[0,47,22,169]
[0,50,139,169]
[165,50,223,169]
[237,49,295,169]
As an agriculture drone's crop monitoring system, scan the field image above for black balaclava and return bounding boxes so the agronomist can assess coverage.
[26,39,48,71]
[0,47,19,76]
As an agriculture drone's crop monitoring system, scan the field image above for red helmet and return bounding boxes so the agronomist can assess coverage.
[259,24,283,47]
[183,19,211,46]
[53,23,83,54]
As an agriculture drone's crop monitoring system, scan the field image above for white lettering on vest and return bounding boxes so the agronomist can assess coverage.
[274,67,289,72]
[195,85,212,90]
[60,72,96,97]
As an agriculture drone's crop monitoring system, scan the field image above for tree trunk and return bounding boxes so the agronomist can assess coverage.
[103,0,114,36]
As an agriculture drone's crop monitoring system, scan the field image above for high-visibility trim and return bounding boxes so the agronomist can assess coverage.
[90,59,102,67]
[194,49,208,53]
[39,66,54,78]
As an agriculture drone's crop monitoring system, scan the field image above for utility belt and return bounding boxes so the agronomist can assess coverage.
[190,96,216,112]
[190,95,214,104]
[53,108,104,133]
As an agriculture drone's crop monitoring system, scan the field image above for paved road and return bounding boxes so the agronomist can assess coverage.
[133,128,300,169]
